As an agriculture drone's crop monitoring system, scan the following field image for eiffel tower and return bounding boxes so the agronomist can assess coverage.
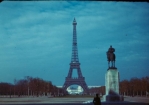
[63,18,88,94]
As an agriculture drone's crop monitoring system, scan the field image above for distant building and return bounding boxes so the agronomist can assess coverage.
[67,86,83,94]
[88,86,101,89]
[56,85,102,94]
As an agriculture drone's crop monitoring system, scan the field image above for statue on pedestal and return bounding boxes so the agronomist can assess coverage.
[104,46,124,102]
[106,45,116,69]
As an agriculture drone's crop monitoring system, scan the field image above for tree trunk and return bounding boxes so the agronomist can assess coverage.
[137,91,138,96]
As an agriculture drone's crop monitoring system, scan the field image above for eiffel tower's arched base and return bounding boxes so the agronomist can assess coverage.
[63,77,88,94]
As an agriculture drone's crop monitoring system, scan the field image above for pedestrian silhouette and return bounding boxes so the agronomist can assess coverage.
[93,93,101,105]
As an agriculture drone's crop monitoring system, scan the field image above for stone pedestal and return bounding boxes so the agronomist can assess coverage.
[106,68,119,95]
[104,68,123,101]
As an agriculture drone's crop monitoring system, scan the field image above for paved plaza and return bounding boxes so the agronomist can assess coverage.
[0,96,148,105]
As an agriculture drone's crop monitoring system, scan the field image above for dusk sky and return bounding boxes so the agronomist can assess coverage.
[0,1,149,86]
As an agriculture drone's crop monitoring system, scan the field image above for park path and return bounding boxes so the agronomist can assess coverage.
[124,96,149,103]
[0,96,148,104]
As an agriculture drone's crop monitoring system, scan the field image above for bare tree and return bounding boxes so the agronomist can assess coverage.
[120,76,149,97]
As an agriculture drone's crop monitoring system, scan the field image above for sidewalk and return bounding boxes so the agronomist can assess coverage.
[0,96,148,105]
[124,96,149,103]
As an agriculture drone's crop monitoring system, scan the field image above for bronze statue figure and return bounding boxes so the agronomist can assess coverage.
[106,45,116,69]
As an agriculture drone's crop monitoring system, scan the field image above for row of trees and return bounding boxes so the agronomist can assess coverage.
[0,76,64,97]
[120,76,149,97]
[1,76,149,97]
[87,76,149,97]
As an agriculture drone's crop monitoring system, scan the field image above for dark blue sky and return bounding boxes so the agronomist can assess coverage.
[0,1,149,86]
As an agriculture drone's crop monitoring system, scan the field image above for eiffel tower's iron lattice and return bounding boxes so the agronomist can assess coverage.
[63,18,88,94]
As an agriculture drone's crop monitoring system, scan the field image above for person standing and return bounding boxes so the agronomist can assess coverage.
[93,94,101,105]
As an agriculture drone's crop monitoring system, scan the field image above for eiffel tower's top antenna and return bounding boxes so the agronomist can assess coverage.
[71,18,79,63]
[73,18,76,23]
